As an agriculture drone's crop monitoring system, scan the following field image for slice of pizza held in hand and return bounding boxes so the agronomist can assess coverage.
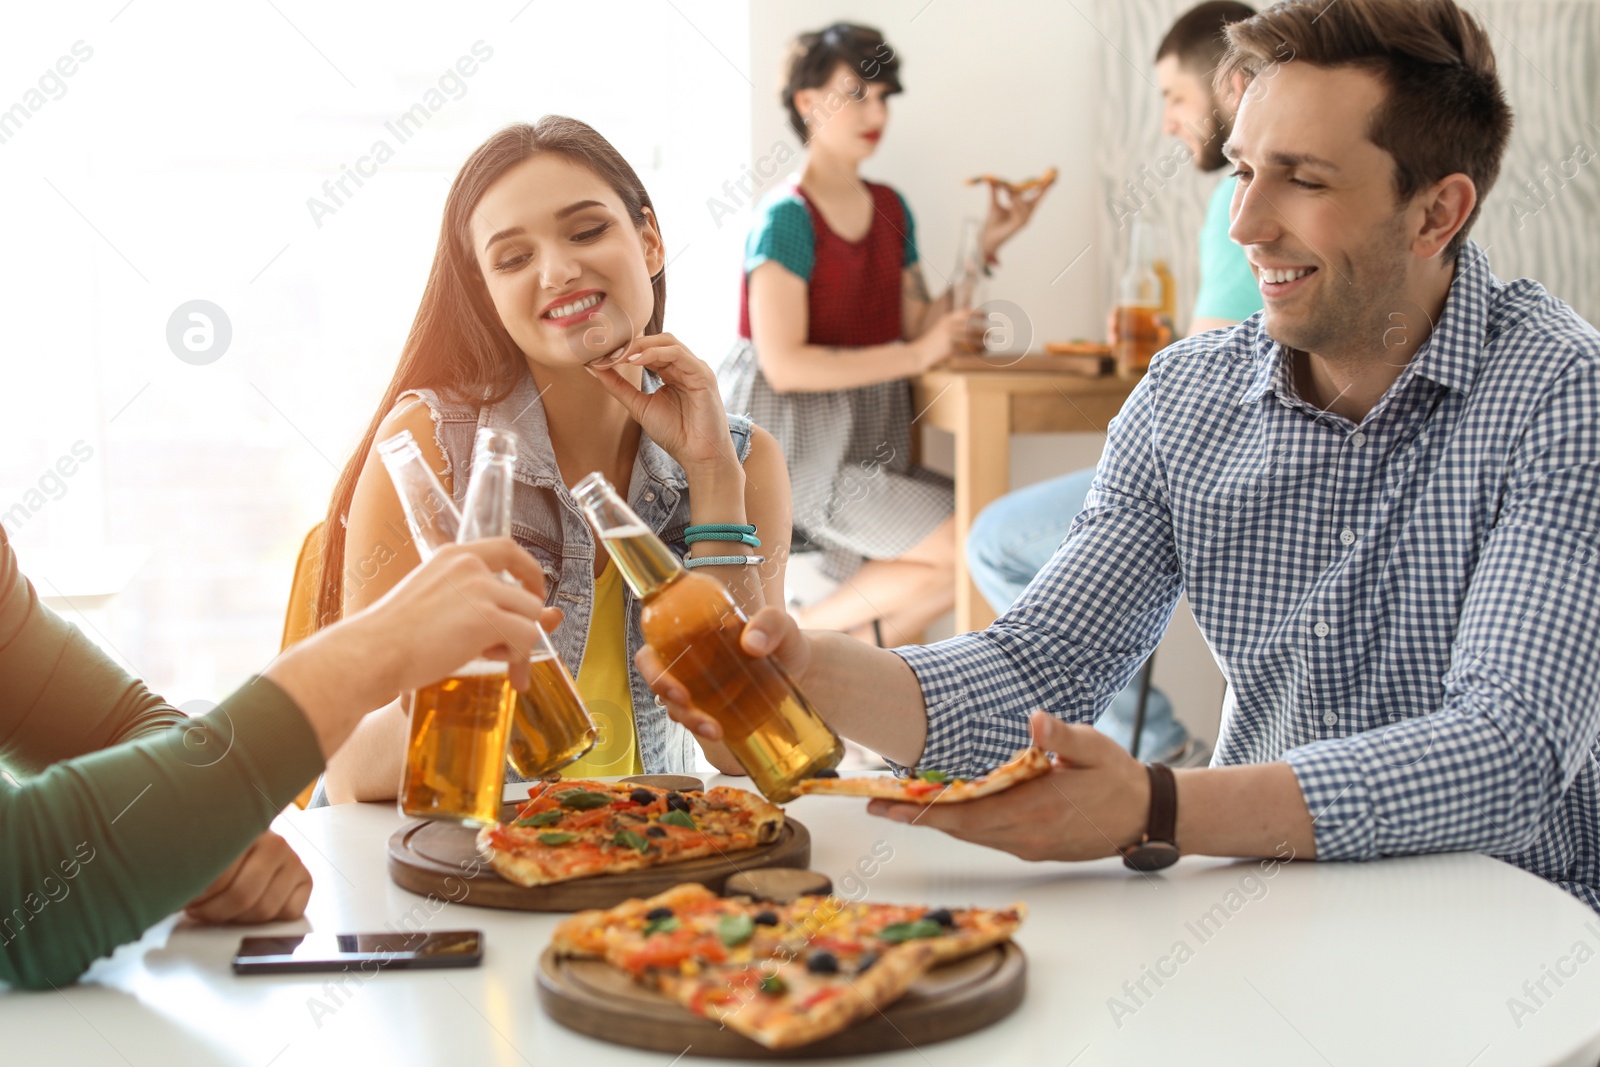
[964,165,1059,193]
[794,745,1052,804]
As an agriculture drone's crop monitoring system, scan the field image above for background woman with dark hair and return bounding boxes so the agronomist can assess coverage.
[722,23,1049,647]
[315,117,792,801]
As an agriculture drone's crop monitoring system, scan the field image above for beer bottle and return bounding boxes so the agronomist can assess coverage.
[456,429,597,779]
[377,430,459,556]
[1113,216,1168,378]
[383,428,517,825]
[571,472,843,803]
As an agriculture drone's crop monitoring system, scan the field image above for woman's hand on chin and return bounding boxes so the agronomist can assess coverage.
[584,332,740,478]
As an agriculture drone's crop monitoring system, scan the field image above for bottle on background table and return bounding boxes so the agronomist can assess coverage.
[1112,215,1175,378]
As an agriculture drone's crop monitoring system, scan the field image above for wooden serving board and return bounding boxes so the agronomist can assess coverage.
[386,808,811,912]
[537,941,1026,1058]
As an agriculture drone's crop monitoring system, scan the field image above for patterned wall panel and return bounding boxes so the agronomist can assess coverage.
[1090,0,1599,329]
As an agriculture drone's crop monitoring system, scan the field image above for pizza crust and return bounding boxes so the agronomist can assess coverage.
[705,786,785,843]
[795,745,1052,804]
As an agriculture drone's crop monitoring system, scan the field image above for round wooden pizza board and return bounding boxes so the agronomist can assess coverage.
[386,807,811,912]
[537,940,1026,1058]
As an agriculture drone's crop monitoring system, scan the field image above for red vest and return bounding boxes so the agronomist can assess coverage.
[738,181,906,347]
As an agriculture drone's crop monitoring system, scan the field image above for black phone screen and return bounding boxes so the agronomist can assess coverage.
[232,930,482,974]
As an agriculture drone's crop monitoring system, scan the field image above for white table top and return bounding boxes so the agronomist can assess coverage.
[8,777,1600,1066]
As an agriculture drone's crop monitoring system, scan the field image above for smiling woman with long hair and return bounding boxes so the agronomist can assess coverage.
[311,117,791,801]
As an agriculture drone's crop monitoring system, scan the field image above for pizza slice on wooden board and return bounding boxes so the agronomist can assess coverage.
[552,883,1026,970]
[478,780,783,888]
[794,744,1053,804]
[550,884,1026,1046]
[651,941,941,1050]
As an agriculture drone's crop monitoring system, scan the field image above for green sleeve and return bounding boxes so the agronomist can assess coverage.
[1191,176,1264,323]
[743,193,814,282]
[893,189,919,268]
[0,535,324,989]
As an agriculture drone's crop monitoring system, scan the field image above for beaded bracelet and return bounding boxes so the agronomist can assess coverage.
[684,554,767,569]
[684,522,760,548]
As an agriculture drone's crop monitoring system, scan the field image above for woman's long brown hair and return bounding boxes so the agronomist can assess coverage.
[311,116,667,629]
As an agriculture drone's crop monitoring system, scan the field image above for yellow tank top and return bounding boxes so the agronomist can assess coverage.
[562,559,643,777]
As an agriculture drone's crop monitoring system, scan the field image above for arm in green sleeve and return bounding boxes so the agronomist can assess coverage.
[0,548,186,768]
[0,535,326,990]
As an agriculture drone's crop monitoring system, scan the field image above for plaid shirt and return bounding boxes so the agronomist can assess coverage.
[895,242,1600,911]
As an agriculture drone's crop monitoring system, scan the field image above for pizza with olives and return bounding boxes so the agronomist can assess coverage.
[477,780,784,887]
[794,744,1053,804]
[550,883,1025,1049]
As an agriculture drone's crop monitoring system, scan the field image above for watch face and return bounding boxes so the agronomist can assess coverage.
[1123,841,1180,872]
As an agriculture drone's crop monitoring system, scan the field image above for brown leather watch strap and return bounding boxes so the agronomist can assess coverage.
[1146,761,1177,846]
[1121,762,1179,871]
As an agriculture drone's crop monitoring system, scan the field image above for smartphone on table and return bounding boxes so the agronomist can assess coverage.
[232,930,482,975]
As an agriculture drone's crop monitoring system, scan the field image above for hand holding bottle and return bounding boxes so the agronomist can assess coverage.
[915,307,977,370]
[634,605,813,746]
[265,538,556,761]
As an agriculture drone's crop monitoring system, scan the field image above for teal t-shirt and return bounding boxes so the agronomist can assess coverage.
[743,184,919,281]
[1192,175,1263,323]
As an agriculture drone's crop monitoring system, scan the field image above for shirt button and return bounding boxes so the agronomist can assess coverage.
[1323,711,1339,726]
[1350,432,1367,448]
[643,491,656,502]
[1339,528,1356,546]
[1313,621,1331,638]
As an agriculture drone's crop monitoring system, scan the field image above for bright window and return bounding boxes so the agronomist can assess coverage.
[0,1,752,707]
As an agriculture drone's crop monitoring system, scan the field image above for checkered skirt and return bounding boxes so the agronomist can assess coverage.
[722,339,953,581]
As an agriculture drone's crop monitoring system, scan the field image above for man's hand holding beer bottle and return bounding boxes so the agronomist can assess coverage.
[265,538,560,761]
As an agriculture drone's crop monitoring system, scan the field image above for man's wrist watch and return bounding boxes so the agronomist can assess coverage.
[1121,762,1180,871]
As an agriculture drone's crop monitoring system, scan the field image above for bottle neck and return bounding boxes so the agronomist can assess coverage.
[380,440,461,558]
[573,472,687,599]
[460,456,514,541]
[600,523,686,601]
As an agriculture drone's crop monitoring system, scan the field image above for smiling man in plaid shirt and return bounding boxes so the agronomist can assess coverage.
[643,0,1600,912]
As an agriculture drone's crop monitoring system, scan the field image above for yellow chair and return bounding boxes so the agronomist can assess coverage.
[281,522,327,809]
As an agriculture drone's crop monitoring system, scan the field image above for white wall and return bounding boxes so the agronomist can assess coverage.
[745,1,1226,747]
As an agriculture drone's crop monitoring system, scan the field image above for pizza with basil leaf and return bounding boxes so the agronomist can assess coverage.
[478,780,783,887]
[551,883,1024,1049]
[794,744,1052,804]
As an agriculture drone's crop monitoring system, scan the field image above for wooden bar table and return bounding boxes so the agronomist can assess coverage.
[913,354,1139,632]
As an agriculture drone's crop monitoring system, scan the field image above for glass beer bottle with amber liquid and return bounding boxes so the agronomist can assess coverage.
[380,430,593,827]
[572,473,842,803]
[1113,215,1173,378]
[450,429,596,781]
[384,428,517,824]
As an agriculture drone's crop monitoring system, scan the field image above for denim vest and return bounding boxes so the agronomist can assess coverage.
[412,367,754,777]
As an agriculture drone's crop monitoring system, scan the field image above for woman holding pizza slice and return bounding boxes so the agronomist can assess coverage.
[313,117,792,803]
[721,22,1051,647]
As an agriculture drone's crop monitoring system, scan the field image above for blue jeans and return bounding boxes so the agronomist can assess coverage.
[966,469,1190,760]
